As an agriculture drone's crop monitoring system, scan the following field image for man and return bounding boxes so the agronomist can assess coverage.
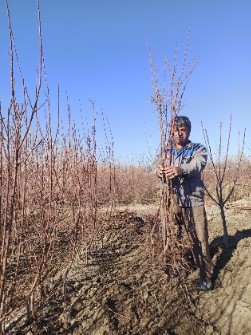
[156,116,213,291]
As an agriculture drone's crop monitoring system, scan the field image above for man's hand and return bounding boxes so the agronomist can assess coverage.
[157,165,181,180]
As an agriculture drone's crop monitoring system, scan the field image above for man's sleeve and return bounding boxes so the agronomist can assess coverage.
[179,144,207,177]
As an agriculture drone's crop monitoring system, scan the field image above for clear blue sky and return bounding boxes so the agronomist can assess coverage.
[0,0,250,163]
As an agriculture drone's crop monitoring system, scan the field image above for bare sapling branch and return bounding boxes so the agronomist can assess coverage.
[148,34,197,278]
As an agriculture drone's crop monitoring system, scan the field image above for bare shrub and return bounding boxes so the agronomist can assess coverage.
[0,2,116,331]
[114,164,158,205]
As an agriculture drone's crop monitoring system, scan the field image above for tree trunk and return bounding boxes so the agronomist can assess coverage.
[220,203,228,249]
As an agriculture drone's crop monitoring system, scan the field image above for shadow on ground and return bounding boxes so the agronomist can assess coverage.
[210,228,251,286]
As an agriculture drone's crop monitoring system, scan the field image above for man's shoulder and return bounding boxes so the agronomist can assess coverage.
[185,142,207,159]
[187,141,206,151]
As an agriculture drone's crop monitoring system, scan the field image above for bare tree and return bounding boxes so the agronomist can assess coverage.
[202,115,246,249]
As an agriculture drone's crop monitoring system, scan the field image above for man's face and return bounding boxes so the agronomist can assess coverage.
[173,124,190,146]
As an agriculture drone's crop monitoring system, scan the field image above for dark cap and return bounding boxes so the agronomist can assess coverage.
[173,116,191,132]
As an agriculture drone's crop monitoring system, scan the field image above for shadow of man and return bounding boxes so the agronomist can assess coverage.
[209,228,251,286]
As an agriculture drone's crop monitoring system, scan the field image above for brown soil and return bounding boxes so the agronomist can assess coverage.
[6,199,251,335]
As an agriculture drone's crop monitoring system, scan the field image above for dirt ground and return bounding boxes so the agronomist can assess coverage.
[6,198,251,335]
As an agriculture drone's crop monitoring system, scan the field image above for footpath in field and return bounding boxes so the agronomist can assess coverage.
[8,199,251,335]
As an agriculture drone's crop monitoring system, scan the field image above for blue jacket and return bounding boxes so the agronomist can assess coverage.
[160,140,207,207]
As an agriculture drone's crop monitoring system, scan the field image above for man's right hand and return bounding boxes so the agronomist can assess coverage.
[157,165,181,180]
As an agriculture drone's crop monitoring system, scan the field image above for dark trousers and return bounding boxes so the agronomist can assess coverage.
[174,205,213,280]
